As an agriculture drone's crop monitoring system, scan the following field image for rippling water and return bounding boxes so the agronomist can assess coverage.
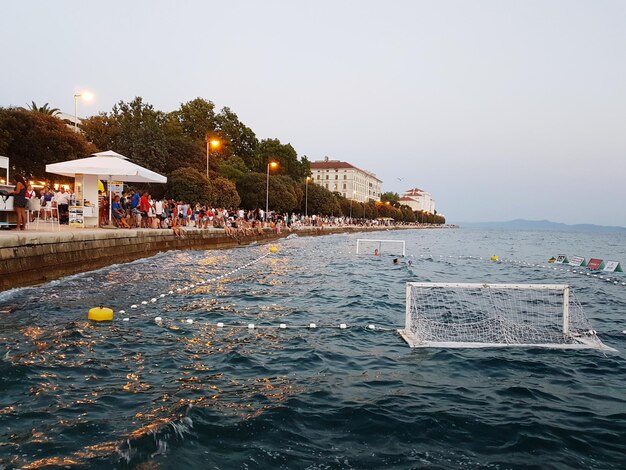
[1,228,625,469]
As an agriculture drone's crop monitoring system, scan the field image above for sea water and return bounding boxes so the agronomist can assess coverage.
[1,228,625,469]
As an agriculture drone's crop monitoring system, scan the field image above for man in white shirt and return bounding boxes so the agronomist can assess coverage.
[56,187,71,224]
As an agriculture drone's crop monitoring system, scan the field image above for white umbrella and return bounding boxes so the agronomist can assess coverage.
[46,150,167,224]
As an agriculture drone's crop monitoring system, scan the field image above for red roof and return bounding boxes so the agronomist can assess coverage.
[310,161,356,170]
[404,188,425,196]
[399,197,414,202]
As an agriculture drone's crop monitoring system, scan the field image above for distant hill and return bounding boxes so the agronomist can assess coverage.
[460,219,626,234]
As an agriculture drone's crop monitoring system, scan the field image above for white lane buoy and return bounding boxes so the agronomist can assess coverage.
[339,323,347,329]
[279,323,286,329]
[119,310,126,314]
[168,291,174,295]
[160,294,166,298]
[309,323,317,329]
[217,322,224,328]
[122,317,129,322]
[248,323,255,329]
[141,301,148,305]
[155,316,163,323]
[367,324,376,330]
[176,288,182,292]
[150,298,157,303]
[185,319,194,324]
[622,330,626,334]
[131,305,138,309]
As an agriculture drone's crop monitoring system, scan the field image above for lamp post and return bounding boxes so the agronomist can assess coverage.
[265,161,278,222]
[206,138,220,178]
[350,190,356,222]
[73,91,93,131]
[305,176,311,217]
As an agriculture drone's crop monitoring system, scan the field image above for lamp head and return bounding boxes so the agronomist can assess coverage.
[269,161,278,169]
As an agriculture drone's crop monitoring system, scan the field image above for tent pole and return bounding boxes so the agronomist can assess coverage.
[108,180,112,226]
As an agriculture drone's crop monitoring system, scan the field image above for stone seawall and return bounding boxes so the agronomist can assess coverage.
[0,226,426,291]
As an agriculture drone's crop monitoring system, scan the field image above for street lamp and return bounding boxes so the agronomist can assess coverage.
[73,91,93,131]
[305,176,311,217]
[265,161,279,222]
[350,190,356,221]
[206,138,220,178]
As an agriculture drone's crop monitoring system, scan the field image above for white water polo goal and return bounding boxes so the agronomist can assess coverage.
[356,239,405,256]
[398,283,616,351]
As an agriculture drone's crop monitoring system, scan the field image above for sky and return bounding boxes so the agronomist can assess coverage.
[1,0,625,225]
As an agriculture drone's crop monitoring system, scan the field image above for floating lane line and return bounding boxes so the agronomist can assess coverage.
[116,252,272,320]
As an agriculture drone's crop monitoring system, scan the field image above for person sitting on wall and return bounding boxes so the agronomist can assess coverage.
[111,195,130,228]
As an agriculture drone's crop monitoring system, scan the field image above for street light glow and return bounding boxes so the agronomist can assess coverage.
[81,91,94,101]
[210,139,220,148]
[269,161,278,169]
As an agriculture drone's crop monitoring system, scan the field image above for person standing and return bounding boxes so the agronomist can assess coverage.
[9,174,27,230]
[56,187,71,224]
[139,192,150,228]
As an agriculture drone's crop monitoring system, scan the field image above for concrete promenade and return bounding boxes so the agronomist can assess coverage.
[0,223,441,291]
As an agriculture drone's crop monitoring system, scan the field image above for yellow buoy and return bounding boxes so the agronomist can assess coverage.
[269,246,279,253]
[88,306,114,322]
[490,255,499,261]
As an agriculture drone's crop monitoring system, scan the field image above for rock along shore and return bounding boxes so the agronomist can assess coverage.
[0,225,452,291]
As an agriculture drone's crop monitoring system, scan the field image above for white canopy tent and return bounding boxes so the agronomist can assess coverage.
[46,150,167,225]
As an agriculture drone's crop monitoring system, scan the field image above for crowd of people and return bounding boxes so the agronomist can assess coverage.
[6,177,422,237]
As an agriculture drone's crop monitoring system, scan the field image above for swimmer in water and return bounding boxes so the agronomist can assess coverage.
[374,249,379,256]
[393,258,399,265]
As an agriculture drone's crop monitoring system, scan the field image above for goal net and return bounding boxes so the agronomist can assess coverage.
[356,239,405,256]
[398,283,615,351]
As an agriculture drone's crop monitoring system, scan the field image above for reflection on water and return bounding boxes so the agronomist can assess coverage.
[1,229,626,468]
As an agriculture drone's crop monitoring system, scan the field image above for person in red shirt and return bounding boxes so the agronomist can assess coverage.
[139,192,150,228]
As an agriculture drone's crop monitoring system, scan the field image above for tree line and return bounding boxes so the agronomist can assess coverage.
[0,97,444,223]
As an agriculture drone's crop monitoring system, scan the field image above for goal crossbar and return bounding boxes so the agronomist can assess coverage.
[356,239,405,256]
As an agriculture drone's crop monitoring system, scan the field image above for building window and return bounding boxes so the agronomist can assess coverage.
[335,175,338,180]
[317,175,320,180]
[343,175,347,180]
[326,175,329,180]
[343,183,346,189]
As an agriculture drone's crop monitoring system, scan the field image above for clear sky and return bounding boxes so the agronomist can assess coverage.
[2,0,625,225]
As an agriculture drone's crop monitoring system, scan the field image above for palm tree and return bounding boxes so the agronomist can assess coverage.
[27,101,60,116]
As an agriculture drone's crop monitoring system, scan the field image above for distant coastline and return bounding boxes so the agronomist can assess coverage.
[459,219,626,234]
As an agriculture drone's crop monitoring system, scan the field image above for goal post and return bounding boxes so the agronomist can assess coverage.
[398,282,615,351]
[356,239,405,256]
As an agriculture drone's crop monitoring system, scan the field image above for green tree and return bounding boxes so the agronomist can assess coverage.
[0,107,95,181]
[217,156,249,184]
[304,183,341,215]
[381,191,400,207]
[236,172,267,209]
[400,206,416,222]
[27,101,60,116]
[254,138,309,180]
[211,176,241,208]
[166,166,214,205]
[170,97,217,142]
[81,97,201,175]
[215,107,258,166]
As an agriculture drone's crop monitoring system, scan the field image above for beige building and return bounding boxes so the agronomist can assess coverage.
[310,157,382,202]
[399,187,436,213]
